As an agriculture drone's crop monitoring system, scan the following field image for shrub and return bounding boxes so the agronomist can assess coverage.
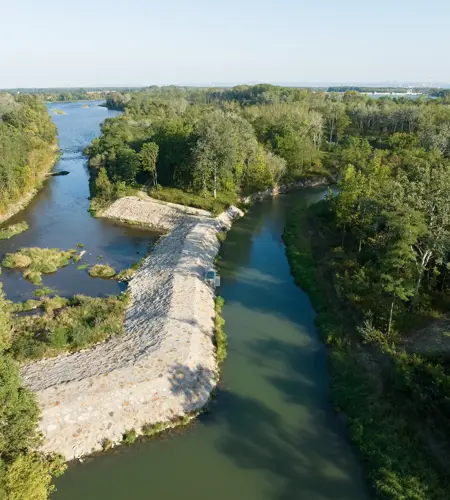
[115,268,136,281]
[23,271,42,285]
[33,287,55,298]
[101,438,113,451]
[216,231,227,243]
[214,296,227,364]
[88,264,116,278]
[2,247,73,277]
[3,253,32,269]
[142,422,167,438]
[0,221,29,240]
[11,300,41,313]
[11,294,129,362]
[122,429,137,445]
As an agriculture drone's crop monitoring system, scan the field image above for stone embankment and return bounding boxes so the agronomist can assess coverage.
[21,197,243,459]
[241,176,329,204]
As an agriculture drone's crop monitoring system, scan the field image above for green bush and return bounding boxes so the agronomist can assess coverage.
[88,264,116,278]
[122,429,137,445]
[101,438,113,451]
[0,221,29,240]
[214,296,227,364]
[33,287,55,298]
[11,294,129,362]
[149,187,237,216]
[23,271,43,285]
[2,248,73,279]
[142,422,167,438]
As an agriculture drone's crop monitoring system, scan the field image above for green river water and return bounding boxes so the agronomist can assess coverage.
[54,190,368,500]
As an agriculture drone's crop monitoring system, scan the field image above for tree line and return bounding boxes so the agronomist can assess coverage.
[91,86,450,208]
[0,94,57,215]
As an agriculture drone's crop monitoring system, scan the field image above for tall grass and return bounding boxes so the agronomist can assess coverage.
[11,293,129,362]
[149,187,237,216]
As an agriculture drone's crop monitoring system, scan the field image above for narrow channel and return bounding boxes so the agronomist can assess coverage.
[54,190,368,499]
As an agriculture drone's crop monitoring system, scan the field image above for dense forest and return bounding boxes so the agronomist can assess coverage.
[90,85,449,207]
[89,84,450,498]
[0,94,57,216]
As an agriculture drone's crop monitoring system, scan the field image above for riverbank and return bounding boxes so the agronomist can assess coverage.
[21,197,242,459]
[283,203,449,499]
[0,147,59,225]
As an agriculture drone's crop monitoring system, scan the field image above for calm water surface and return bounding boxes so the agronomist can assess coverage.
[55,190,368,500]
[0,101,159,301]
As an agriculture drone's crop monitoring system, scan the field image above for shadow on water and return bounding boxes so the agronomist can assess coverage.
[166,358,364,500]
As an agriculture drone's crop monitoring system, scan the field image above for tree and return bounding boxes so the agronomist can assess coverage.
[192,111,237,198]
[139,142,159,187]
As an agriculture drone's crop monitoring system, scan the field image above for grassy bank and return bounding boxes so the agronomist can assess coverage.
[283,204,449,500]
[148,187,238,216]
[0,221,29,240]
[11,293,129,362]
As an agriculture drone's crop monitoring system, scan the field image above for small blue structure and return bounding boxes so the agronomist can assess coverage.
[205,269,221,288]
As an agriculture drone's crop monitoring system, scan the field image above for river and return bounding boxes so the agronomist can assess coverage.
[0,101,159,302]
[2,102,367,499]
[54,193,368,499]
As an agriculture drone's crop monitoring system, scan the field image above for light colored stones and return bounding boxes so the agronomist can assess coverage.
[21,199,243,459]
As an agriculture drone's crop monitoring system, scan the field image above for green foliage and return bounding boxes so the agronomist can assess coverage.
[150,187,237,216]
[23,270,42,285]
[11,294,129,362]
[0,221,29,240]
[0,284,12,352]
[141,422,167,438]
[88,264,116,278]
[101,438,113,451]
[2,247,73,278]
[122,429,137,445]
[214,296,227,364]
[0,94,57,216]
[32,287,55,298]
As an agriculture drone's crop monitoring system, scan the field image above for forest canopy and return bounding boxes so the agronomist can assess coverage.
[89,85,450,211]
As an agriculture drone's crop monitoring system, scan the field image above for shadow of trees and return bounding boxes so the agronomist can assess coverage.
[168,359,368,500]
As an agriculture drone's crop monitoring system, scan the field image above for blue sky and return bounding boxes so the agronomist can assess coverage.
[2,0,449,88]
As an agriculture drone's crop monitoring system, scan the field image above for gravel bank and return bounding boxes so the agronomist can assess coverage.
[21,198,243,459]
